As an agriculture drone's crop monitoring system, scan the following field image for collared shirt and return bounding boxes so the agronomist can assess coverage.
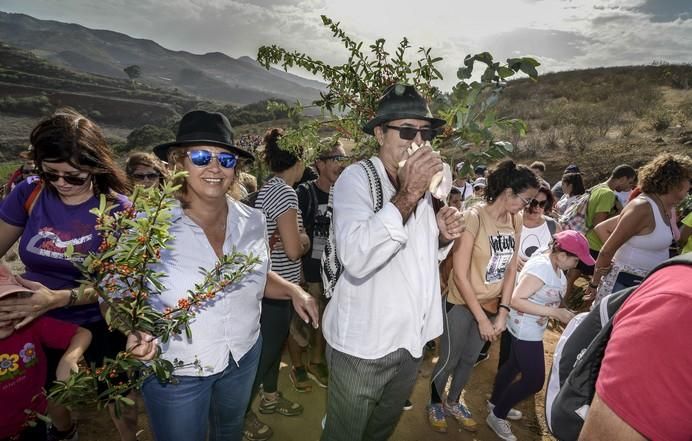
[148,196,270,376]
[322,157,451,360]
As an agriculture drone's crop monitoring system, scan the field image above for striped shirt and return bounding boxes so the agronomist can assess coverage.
[255,176,302,283]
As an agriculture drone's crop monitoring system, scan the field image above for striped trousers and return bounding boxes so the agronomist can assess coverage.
[320,345,421,441]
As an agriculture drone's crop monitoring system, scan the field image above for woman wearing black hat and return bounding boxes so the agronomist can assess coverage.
[132,110,318,441]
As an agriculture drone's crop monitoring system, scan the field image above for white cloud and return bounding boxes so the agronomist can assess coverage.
[0,0,690,91]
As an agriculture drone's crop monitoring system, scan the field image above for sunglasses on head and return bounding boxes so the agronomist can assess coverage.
[131,173,160,181]
[385,125,438,142]
[186,150,237,169]
[41,171,90,186]
[529,199,548,209]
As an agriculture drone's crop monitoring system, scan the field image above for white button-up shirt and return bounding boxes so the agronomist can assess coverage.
[323,157,451,360]
[148,197,270,376]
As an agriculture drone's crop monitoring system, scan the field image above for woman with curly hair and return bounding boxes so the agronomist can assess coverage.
[587,153,692,306]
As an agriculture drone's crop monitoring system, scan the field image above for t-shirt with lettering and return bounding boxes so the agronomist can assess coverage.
[297,180,330,283]
[596,264,692,441]
[585,184,617,251]
[255,176,302,284]
[447,205,520,309]
[508,253,565,341]
[0,317,77,439]
[0,177,130,324]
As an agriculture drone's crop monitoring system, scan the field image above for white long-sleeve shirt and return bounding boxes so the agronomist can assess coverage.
[322,156,451,360]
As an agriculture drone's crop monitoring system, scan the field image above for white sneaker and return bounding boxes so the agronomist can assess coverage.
[486,412,517,441]
[486,400,523,421]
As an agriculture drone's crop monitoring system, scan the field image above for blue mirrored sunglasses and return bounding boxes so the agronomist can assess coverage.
[186,150,237,169]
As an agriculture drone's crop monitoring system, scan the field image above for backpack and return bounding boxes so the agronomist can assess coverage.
[23,180,43,215]
[557,188,593,234]
[320,159,383,299]
[240,190,259,208]
[545,253,692,441]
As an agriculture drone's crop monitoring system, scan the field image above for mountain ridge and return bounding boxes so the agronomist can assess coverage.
[0,11,324,105]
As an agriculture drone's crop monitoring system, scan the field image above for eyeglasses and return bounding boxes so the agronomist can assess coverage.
[21,169,37,176]
[318,155,349,162]
[41,171,90,186]
[131,173,160,181]
[515,192,533,207]
[529,199,548,209]
[385,125,438,142]
[186,150,237,169]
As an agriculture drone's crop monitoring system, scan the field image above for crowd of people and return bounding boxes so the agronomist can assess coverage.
[0,82,690,441]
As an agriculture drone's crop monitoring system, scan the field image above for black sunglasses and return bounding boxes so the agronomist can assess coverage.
[529,199,548,209]
[385,125,438,142]
[41,171,90,186]
[318,155,349,162]
[187,150,237,169]
[131,172,160,181]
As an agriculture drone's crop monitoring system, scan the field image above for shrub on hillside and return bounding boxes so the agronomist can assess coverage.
[0,95,53,116]
[126,124,175,151]
[648,107,673,131]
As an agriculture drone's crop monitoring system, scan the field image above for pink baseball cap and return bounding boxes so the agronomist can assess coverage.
[0,264,31,299]
[554,230,596,265]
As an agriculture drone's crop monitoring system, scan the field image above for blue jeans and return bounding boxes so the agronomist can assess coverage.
[142,336,262,441]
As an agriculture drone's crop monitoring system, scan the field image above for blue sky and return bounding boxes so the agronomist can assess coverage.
[1,0,690,90]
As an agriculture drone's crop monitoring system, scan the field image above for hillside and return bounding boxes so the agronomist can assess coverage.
[493,64,692,185]
[0,11,323,105]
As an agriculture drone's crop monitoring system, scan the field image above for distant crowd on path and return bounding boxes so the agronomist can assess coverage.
[0,83,691,441]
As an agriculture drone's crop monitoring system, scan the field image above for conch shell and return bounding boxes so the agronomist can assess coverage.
[398,141,453,200]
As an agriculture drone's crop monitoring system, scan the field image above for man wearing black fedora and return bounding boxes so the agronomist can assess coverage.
[320,84,464,441]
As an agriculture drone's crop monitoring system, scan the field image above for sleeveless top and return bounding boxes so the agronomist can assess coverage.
[613,195,672,272]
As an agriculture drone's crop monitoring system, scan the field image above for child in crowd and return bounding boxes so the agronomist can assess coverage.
[486,231,592,441]
[0,264,91,441]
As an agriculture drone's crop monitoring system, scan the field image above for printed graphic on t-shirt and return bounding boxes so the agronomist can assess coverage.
[311,203,329,260]
[485,233,515,283]
[26,228,93,263]
[521,233,546,259]
[0,342,37,384]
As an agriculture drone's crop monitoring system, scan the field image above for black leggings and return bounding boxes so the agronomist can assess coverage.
[246,298,292,411]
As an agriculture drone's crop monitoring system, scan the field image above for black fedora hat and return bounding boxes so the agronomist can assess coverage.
[362,84,446,135]
[153,110,254,162]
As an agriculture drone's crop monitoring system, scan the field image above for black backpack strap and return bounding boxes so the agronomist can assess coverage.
[546,217,557,236]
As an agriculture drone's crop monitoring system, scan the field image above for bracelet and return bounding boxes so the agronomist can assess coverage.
[499,304,511,313]
[66,288,79,307]
[588,282,599,289]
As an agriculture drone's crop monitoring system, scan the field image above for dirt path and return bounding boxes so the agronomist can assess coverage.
[74,330,560,441]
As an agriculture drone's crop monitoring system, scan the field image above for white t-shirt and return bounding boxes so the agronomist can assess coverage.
[518,219,554,262]
[452,181,474,201]
[508,253,566,341]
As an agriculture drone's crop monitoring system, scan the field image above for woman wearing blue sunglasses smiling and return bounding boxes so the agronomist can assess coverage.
[133,110,319,441]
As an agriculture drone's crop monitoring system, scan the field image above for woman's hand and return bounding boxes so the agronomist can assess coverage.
[493,314,508,336]
[56,355,80,382]
[290,285,319,329]
[517,257,527,273]
[126,330,158,361]
[478,316,496,342]
[553,308,575,325]
[0,276,64,329]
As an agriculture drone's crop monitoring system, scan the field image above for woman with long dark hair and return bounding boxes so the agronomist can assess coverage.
[0,108,135,441]
[427,160,539,434]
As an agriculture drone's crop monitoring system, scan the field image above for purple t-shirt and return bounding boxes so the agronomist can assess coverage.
[0,176,129,324]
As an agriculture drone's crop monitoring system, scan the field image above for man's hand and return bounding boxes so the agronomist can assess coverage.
[437,206,463,243]
[398,145,443,200]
